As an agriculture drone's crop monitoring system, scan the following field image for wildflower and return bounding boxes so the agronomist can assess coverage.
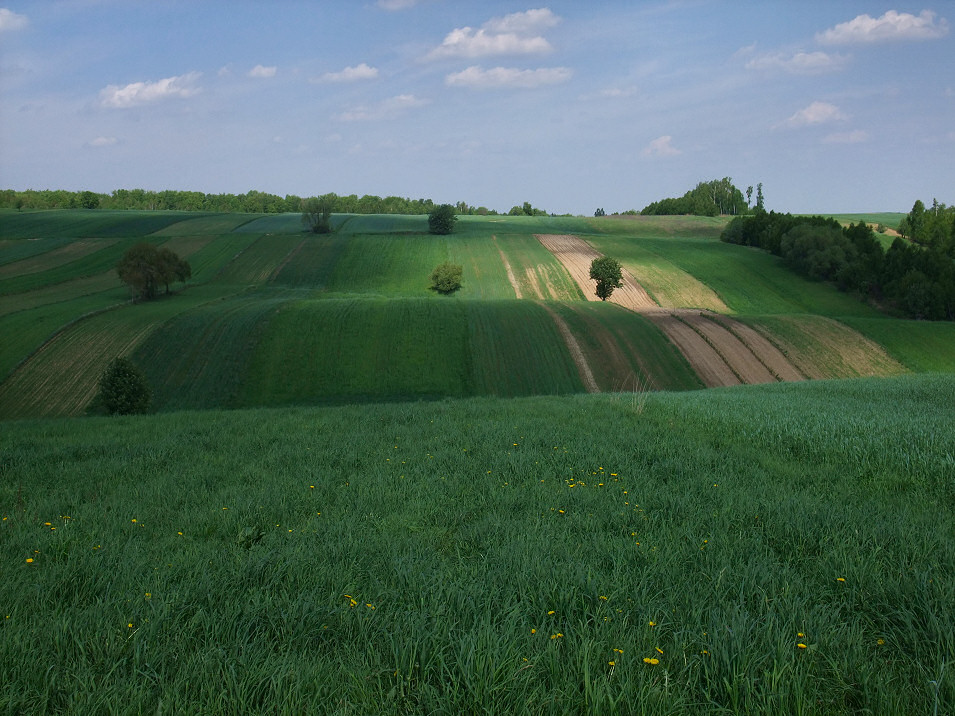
[599,595,608,601]
[145,593,151,599]
[655,647,664,655]
[608,660,616,666]
[531,629,536,634]
[877,638,885,645]
[836,577,846,582]
[797,632,805,637]
[131,519,137,523]
[25,558,34,563]
[128,623,134,628]
[643,657,659,665]
[547,610,555,615]
[797,643,807,649]
[649,621,656,627]
[613,648,623,654]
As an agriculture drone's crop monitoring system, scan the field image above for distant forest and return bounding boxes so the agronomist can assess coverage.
[722,199,955,321]
[0,189,558,217]
[639,178,758,217]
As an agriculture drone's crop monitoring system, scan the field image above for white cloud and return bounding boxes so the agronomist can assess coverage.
[642,135,681,157]
[100,72,201,108]
[377,0,418,9]
[445,65,572,89]
[317,63,379,83]
[823,130,869,144]
[337,94,429,122]
[86,136,118,148]
[427,8,560,60]
[745,50,849,75]
[783,101,847,128]
[248,65,277,78]
[0,7,28,32]
[817,10,949,44]
[600,86,638,98]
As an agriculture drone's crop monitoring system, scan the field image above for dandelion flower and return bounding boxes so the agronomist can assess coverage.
[655,647,664,655]
[797,632,805,637]
[797,643,807,649]
[128,623,134,628]
[547,610,555,615]
[608,660,615,666]
[877,638,885,645]
[836,577,846,582]
[531,629,536,634]
[649,621,656,627]
[25,558,34,563]
[643,657,659,665]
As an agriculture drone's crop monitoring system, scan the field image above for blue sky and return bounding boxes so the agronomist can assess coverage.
[1,1,952,214]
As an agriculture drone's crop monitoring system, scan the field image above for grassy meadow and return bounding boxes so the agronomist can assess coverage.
[2,374,954,714]
[2,208,954,713]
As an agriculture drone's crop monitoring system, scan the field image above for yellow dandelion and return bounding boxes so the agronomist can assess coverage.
[547,610,555,615]
[797,643,807,649]
[797,632,805,637]
[877,638,885,645]
[613,648,623,654]
[643,657,659,665]
[836,577,846,582]
[599,595,608,601]
[608,660,616,666]
[131,519,137,523]
[649,621,656,627]
[128,623,134,628]
[25,558,34,563]
[655,647,664,655]
[531,628,536,634]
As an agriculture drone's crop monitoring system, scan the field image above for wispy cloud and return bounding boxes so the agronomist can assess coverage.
[445,65,571,89]
[99,72,202,108]
[823,130,869,144]
[745,50,848,75]
[85,136,118,148]
[337,94,429,122]
[642,135,681,157]
[427,8,560,60]
[817,10,949,44]
[782,101,847,128]
[316,63,379,83]
[377,0,418,9]
[248,65,277,79]
[0,7,28,32]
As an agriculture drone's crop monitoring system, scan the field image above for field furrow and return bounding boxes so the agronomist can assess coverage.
[647,313,740,387]
[704,314,806,381]
[536,234,657,309]
[683,313,776,384]
[538,303,598,392]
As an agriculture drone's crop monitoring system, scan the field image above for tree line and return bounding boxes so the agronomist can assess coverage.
[640,178,759,217]
[721,199,955,320]
[0,188,559,217]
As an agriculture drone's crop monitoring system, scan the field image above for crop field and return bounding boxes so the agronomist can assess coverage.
[1,208,953,418]
[1,374,952,713]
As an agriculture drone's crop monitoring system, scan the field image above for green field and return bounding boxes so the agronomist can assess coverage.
[1,208,954,712]
[1,375,952,713]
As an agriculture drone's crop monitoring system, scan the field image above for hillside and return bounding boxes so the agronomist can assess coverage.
[2,209,955,418]
[2,375,953,713]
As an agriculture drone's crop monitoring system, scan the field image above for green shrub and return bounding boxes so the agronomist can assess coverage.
[429,262,463,294]
[97,357,151,415]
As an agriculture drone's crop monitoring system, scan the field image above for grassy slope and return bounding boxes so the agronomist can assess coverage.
[1,374,952,714]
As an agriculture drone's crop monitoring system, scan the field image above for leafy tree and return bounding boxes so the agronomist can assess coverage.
[428,204,457,235]
[594,208,606,217]
[80,191,100,209]
[117,243,190,300]
[97,357,151,415]
[429,262,463,294]
[755,183,765,212]
[589,257,624,301]
[301,197,333,234]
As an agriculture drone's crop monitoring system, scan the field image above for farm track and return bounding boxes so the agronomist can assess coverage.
[537,302,598,393]
[535,234,809,388]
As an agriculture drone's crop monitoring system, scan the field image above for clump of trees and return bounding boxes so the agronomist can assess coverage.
[117,243,191,301]
[301,198,333,233]
[641,178,752,216]
[430,262,463,294]
[428,204,458,235]
[96,357,151,415]
[590,257,624,301]
[721,198,955,320]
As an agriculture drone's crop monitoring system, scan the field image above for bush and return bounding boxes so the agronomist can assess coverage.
[428,205,457,235]
[430,262,463,294]
[97,357,151,415]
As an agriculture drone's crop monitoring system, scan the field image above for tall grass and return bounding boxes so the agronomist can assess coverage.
[1,374,952,714]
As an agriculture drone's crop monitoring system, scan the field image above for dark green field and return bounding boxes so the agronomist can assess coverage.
[1,208,954,713]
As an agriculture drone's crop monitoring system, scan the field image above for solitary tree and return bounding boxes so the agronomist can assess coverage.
[428,204,457,235]
[98,357,151,415]
[429,262,463,294]
[117,243,190,300]
[301,197,333,234]
[589,256,624,301]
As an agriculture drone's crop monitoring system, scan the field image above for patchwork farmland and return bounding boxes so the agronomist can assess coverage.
[2,208,954,714]
[0,209,951,418]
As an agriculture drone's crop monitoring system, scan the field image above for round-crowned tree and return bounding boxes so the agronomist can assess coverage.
[98,357,151,415]
[589,256,624,301]
[428,204,457,235]
[429,262,463,294]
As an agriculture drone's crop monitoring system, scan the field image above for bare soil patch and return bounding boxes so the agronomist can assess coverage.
[535,235,657,310]
[701,314,805,382]
[647,313,740,387]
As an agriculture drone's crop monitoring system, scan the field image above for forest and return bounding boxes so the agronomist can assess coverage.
[722,200,955,320]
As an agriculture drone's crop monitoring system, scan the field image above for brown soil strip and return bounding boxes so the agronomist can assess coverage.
[492,236,523,298]
[535,234,657,310]
[646,313,740,387]
[682,313,776,384]
[704,315,806,381]
[538,302,599,393]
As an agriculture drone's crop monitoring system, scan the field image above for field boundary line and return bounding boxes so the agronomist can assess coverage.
[493,236,523,299]
[537,301,599,393]
[671,312,745,384]
[700,312,803,381]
